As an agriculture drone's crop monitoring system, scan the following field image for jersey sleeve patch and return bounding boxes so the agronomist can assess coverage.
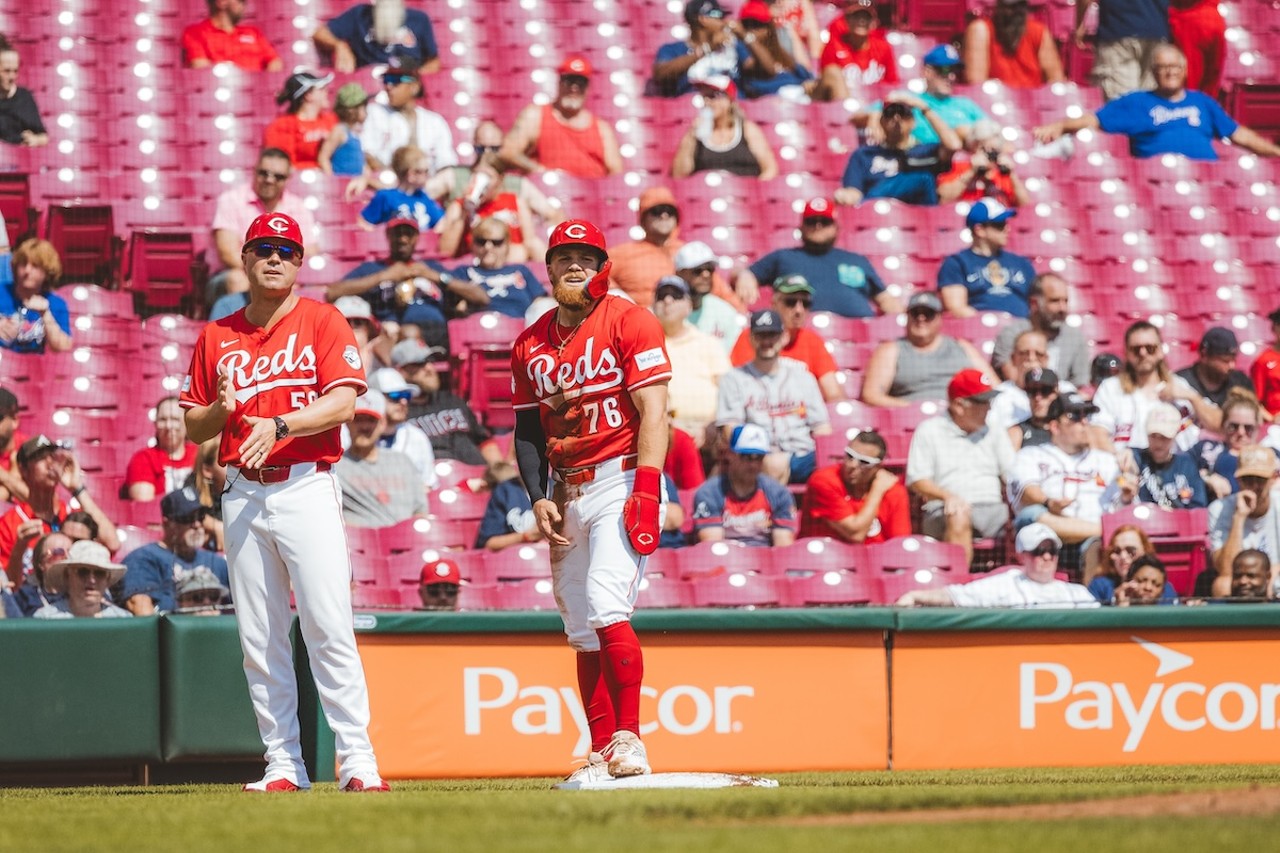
[634,347,668,371]
[342,345,362,370]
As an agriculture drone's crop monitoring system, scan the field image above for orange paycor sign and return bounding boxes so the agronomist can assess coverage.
[892,629,1280,769]
[358,631,887,778]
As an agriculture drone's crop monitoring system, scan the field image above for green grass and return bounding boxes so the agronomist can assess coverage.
[4,766,1279,852]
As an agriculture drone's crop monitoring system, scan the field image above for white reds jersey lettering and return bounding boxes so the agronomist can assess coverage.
[512,296,670,470]
[180,299,367,468]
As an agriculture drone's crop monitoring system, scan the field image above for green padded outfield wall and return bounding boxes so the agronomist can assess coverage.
[160,616,262,761]
[0,619,162,762]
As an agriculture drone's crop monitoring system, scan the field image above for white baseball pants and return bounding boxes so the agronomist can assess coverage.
[224,464,379,787]
[550,458,666,652]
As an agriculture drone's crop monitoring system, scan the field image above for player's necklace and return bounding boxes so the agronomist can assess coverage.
[550,308,589,352]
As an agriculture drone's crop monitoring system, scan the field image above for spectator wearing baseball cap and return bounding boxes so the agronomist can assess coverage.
[691,423,797,547]
[1249,307,1280,419]
[897,522,1099,608]
[312,0,440,73]
[264,70,337,171]
[499,54,623,179]
[819,0,899,101]
[1090,352,1122,390]
[1207,444,1280,597]
[1121,403,1207,511]
[318,84,370,178]
[852,44,988,147]
[835,92,960,207]
[861,291,994,408]
[120,486,232,615]
[749,198,901,319]
[906,367,1015,565]
[32,540,134,619]
[1007,366,1061,452]
[673,242,744,353]
[671,73,779,180]
[392,339,502,468]
[608,187,754,309]
[987,329,1062,432]
[961,0,1065,89]
[365,367,438,491]
[1173,326,1254,433]
[732,2,823,101]
[937,198,1037,319]
[650,0,750,98]
[336,390,430,529]
[418,558,461,611]
[716,310,832,485]
[1009,391,1123,576]
[652,275,733,449]
[728,275,842,403]
[0,385,29,503]
[174,567,231,615]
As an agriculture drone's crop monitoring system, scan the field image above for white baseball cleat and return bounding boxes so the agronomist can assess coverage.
[604,731,650,778]
[561,751,611,786]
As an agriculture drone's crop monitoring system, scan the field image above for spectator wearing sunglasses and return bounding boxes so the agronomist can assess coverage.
[670,74,778,180]
[853,45,987,148]
[174,567,231,616]
[729,275,842,402]
[1119,403,1207,510]
[799,430,909,544]
[1173,327,1254,434]
[360,58,457,176]
[897,523,1098,608]
[675,241,743,354]
[1009,393,1123,577]
[207,147,318,314]
[749,197,899,319]
[427,120,562,227]
[987,332,1062,431]
[653,276,731,450]
[119,488,231,616]
[1008,367,1060,451]
[312,0,440,74]
[937,199,1036,319]
[32,541,133,619]
[366,368,438,491]
[836,94,959,207]
[11,531,71,616]
[1192,391,1276,501]
[448,219,545,319]
[650,0,750,98]
[1090,320,1195,453]
[438,157,545,264]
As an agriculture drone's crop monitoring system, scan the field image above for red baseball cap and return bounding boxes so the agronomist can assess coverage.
[947,368,998,402]
[242,212,305,255]
[385,216,420,233]
[557,55,593,77]
[547,219,608,260]
[420,558,461,586]
[740,0,772,22]
[801,198,836,222]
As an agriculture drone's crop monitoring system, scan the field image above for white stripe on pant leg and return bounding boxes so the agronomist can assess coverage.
[224,482,308,783]
[269,470,379,780]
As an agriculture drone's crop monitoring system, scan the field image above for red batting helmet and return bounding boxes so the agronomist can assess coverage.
[242,212,305,256]
[547,219,608,262]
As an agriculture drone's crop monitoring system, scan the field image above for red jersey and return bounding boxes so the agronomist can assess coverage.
[1251,346,1280,417]
[798,464,911,543]
[0,497,69,569]
[181,18,280,71]
[180,298,367,468]
[124,443,199,497]
[264,113,339,171]
[511,296,671,471]
[0,430,27,474]
[463,192,524,254]
[536,104,610,178]
[820,22,898,87]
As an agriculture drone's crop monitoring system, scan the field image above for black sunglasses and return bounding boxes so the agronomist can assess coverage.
[1030,546,1060,559]
[1026,386,1055,397]
[168,511,207,525]
[475,236,507,247]
[255,168,289,182]
[781,296,811,308]
[251,244,300,261]
[646,205,679,219]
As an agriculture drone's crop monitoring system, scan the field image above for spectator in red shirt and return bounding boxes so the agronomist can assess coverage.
[818,0,898,100]
[1249,306,1280,419]
[263,71,338,171]
[962,0,1064,88]
[936,118,1031,208]
[0,386,29,503]
[1169,0,1226,98]
[800,429,911,543]
[123,396,199,502]
[182,0,283,71]
[729,275,843,402]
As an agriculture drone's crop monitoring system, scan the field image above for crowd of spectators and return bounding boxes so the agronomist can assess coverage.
[2,0,1280,613]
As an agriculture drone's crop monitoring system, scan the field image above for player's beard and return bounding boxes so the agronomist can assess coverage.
[553,280,593,311]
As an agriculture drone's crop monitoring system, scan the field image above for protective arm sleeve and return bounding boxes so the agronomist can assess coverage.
[514,408,551,503]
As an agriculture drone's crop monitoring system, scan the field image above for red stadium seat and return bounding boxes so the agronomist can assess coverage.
[482,543,552,582]
[487,578,559,611]
[1100,505,1209,597]
[676,540,772,581]
[771,538,863,576]
[688,572,783,608]
[124,229,198,315]
[635,574,693,609]
[0,171,36,248]
[784,571,877,607]
[430,486,490,523]
[864,535,969,574]
[43,204,121,286]
[875,567,959,605]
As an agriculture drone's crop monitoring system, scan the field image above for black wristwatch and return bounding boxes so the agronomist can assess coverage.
[273,416,290,441]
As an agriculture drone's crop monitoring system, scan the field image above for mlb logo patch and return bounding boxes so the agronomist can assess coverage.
[342,345,362,369]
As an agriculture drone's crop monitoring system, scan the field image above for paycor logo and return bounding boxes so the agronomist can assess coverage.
[1020,636,1280,752]
[463,667,754,756]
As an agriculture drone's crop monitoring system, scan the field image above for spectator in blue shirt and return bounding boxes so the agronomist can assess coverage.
[749,197,902,318]
[358,145,445,232]
[1034,45,1280,161]
[0,239,71,353]
[937,199,1036,318]
[836,94,960,207]
[691,424,796,547]
[449,218,545,319]
[651,0,751,98]
[313,1,439,74]
[120,488,231,616]
[1121,403,1207,509]
[852,45,987,146]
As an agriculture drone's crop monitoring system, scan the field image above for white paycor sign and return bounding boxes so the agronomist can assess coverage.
[462,667,755,756]
[1019,636,1280,752]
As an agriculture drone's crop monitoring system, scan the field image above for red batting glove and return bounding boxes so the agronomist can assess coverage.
[586,260,614,300]
[622,465,662,556]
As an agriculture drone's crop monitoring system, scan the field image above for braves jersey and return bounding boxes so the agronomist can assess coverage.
[1009,443,1122,523]
[511,295,671,471]
[180,299,367,468]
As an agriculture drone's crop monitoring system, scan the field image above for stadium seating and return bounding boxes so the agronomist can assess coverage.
[1100,505,1210,597]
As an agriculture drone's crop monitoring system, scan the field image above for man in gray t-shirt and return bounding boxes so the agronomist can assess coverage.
[715,310,830,485]
[990,273,1091,388]
[335,391,429,529]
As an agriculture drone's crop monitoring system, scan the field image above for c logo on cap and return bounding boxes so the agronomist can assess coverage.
[267,216,291,234]
[563,223,588,240]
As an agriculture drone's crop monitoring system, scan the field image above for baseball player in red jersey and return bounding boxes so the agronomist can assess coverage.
[180,213,389,793]
[511,219,672,781]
